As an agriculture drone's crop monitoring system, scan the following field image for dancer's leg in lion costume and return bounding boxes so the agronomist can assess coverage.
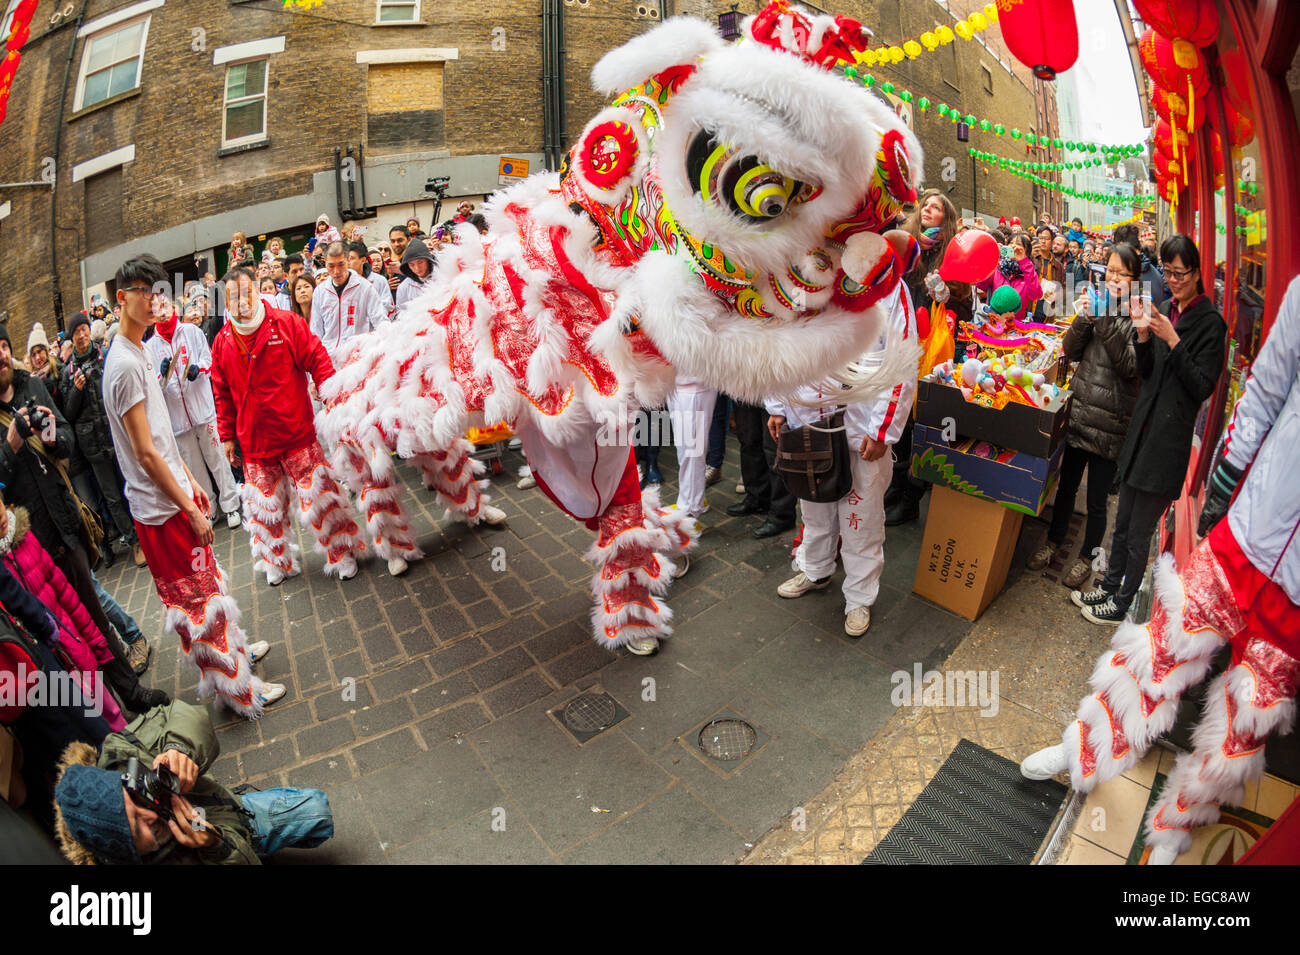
[318,2,925,651]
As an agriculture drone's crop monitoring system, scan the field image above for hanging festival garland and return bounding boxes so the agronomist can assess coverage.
[969,149,1153,207]
[0,0,36,125]
[967,147,1155,182]
[842,66,1145,159]
[852,4,1001,67]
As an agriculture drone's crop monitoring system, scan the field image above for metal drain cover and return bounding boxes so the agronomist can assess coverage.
[563,692,618,733]
[699,718,757,761]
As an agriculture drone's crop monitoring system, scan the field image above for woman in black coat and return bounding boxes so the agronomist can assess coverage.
[1074,234,1227,623]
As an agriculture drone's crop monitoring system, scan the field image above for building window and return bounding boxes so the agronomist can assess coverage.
[75,15,151,111]
[222,58,268,147]
[981,64,993,95]
[376,0,419,23]
[1,1,19,39]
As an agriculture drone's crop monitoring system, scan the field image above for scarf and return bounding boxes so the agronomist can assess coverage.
[231,297,265,337]
[155,312,179,343]
[998,254,1024,281]
[918,226,941,251]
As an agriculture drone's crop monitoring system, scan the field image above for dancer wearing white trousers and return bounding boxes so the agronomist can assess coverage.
[767,283,916,636]
[665,376,717,518]
[145,311,242,526]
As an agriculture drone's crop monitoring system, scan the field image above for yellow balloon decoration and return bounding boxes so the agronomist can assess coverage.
[903,39,923,59]
[970,12,988,31]
[955,20,973,40]
[984,3,999,22]
[888,45,905,64]
[920,30,939,51]
[936,25,954,44]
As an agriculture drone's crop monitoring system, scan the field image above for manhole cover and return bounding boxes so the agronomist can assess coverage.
[698,718,757,761]
[563,693,618,733]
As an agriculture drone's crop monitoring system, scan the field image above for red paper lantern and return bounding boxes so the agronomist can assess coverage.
[1153,117,1189,156]
[1139,28,1209,97]
[1151,86,1202,131]
[1218,49,1253,118]
[1152,149,1181,181]
[999,0,1079,81]
[1132,0,1218,48]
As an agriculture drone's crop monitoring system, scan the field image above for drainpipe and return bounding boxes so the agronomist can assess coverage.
[555,0,566,157]
[541,0,555,170]
[49,0,92,332]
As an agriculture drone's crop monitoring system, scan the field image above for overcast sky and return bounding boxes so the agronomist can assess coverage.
[1053,0,1150,146]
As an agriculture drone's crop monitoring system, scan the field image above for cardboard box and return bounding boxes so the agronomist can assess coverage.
[910,422,1065,516]
[913,485,1024,621]
[914,378,1071,458]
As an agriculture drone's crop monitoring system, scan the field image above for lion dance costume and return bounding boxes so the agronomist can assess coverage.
[318,2,925,649]
[1023,276,1300,863]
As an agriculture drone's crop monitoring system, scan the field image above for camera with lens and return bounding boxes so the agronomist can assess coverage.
[121,757,181,821]
[22,397,49,434]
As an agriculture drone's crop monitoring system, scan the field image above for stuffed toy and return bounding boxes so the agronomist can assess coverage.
[318,1,923,652]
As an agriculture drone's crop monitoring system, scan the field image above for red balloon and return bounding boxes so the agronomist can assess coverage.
[999,0,1078,80]
[939,230,999,284]
[1132,0,1218,48]
[915,305,930,340]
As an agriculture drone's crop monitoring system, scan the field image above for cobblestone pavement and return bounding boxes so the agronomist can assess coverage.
[99,440,990,863]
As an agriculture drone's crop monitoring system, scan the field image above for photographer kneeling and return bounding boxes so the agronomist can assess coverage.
[53,699,332,864]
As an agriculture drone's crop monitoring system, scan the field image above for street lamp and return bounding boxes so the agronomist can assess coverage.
[718,4,742,41]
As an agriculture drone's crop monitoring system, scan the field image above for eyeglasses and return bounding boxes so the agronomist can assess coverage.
[1164,266,1195,281]
[120,285,152,295]
[1104,267,1135,280]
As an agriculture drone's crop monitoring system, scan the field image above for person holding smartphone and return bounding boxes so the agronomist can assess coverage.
[1028,244,1141,589]
[1073,235,1227,624]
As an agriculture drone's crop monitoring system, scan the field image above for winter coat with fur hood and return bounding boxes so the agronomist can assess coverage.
[0,507,125,731]
[1060,307,1140,460]
[54,700,260,864]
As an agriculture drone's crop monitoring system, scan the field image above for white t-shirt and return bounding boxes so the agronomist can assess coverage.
[102,334,194,525]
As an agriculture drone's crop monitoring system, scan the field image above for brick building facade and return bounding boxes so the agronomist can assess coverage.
[0,0,1052,349]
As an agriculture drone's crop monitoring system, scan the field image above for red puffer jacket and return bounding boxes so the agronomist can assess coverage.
[0,507,125,731]
[210,301,336,462]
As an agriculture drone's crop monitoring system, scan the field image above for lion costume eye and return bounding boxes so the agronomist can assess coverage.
[685,129,803,223]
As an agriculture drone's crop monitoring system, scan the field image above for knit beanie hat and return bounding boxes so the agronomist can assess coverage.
[0,324,10,348]
[26,322,49,355]
[989,285,1022,316]
[55,764,141,864]
[66,311,91,340]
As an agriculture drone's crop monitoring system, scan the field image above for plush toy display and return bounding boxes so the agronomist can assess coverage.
[318,1,923,650]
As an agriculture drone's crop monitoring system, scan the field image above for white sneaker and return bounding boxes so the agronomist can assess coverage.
[1020,743,1068,780]
[336,557,358,581]
[777,571,832,599]
[625,637,659,656]
[516,467,536,490]
[845,607,871,637]
[1146,843,1180,865]
[246,641,270,665]
[673,555,690,578]
[735,482,745,494]
[253,677,286,708]
[266,566,300,587]
[388,556,410,577]
[226,512,242,529]
[478,504,507,525]
[507,437,522,450]
[704,465,722,486]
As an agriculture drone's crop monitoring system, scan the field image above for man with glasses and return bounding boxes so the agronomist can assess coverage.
[106,255,284,718]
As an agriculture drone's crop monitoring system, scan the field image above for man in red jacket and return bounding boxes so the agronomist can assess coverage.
[211,268,369,585]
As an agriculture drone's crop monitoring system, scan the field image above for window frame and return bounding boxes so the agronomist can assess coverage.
[73,13,152,112]
[1,1,19,41]
[221,55,270,149]
[375,0,420,24]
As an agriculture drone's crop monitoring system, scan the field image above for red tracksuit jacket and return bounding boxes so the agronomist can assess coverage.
[210,303,336,462]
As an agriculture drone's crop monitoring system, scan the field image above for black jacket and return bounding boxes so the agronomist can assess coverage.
[1061,308,1140,461]
[0,371,83,556]
[1116,296,1228,500]
[59,343,114,460]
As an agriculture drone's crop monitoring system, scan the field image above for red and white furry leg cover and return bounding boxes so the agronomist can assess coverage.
[586,496,675,649]
[333,441,424,565]
[638,484,700,576]
[140,514,260,720]
[413,439,492,525]
[241,457,300,585]
[282,441,366,578]
[1062,547,1230,793]
[1145,636,1300,855]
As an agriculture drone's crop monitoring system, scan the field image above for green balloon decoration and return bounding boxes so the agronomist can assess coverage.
[1010,129,1021,140]
[965,114,976,125]
[844,66,858,78]
[881,81,894,93]
[994,123,1005,135]
[863,73,875,86]
[937,103,950,116]
[978,119,990,131]
[900,90,913,102]
[917,96,930,109]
